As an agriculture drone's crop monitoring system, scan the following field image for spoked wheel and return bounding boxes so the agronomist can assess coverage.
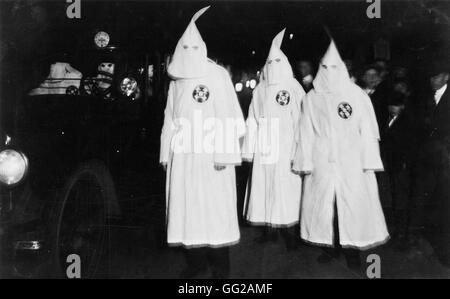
[52,161,119,278]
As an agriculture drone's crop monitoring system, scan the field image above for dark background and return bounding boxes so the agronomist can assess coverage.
[1,0,449,84]
[0,0,449,136]
[1,0,450,279]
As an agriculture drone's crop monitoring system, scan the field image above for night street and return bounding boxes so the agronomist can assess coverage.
[1,0,450,280]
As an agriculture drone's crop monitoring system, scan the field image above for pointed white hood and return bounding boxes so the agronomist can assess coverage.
[167,6,210,79]
[313,40,351,93]
[263,28,294,85]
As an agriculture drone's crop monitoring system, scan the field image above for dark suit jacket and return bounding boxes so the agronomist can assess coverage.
[380,109,416,173]
[425,87,450,142]
[369,81,390,131]
[417,86,450,169]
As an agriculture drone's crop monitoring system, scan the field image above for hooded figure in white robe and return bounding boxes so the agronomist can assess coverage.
[160,6,245,248]
[293,40,389,249]
[243,29,305,227]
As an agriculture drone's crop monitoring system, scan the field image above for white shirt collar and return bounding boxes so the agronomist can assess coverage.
[434,84,447,105]
[364,88,375,95]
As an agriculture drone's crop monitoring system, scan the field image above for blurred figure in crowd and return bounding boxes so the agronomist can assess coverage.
[392,80,411,98]
[242,29,304,250]
[380,90,415,243]
[411,60,450,268]
[360,65,389,130]
[295,60,314,92]
[391,65,409,82]
[374,59,390,81]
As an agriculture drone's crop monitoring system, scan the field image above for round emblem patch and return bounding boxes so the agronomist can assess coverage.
[337,102,353,119]
[276,90,290,106]
[192,85,210,103]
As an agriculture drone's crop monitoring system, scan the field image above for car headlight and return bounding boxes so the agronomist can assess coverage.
[235,82,243,92]
[120,77,138,97]
[0,150,29,185]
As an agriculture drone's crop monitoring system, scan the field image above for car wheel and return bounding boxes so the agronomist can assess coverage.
[66,85,79,96]
[51,160,118,278]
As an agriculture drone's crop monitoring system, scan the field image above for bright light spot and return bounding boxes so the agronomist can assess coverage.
[289,33,294,40]
[245,80,250,88]
[235,82,243,92]
[251,50,256,55]
[249,79,257,89]
[0,150,28,185]
[120,77,138,97]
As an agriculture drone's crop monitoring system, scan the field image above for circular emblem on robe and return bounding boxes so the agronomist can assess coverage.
[275,90,290,106]
[337,102,353,119]
[192,85,210,103]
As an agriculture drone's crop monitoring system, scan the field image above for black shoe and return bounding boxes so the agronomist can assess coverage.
[344,252,361,272]
[254,233,270,244]
[281,232,300,251]
[211,268,230,279]
[254,229,278,244]
[317,250,339,264]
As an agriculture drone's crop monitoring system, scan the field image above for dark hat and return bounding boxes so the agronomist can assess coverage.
[362,63,382,74]
[425,54,449,77]
[388,91,406,106]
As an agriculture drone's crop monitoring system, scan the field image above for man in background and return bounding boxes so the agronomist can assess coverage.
[360,65,390,130]
[295,60,314,92]
[412,60,450,268]
[380,91,415,243]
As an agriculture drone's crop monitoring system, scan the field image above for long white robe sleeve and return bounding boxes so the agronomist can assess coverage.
[293,91,315,173]
[213,69,246,165]
[242,88,262,161]
[160,81,176,164]
[360,92,384,172]
[289,83,303,162]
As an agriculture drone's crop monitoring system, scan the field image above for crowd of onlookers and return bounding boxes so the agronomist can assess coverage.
[293,57,450,267]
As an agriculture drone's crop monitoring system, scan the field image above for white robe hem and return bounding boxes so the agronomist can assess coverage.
[167,237,240,249]
[301,235,390,251]
[246,219,299,228]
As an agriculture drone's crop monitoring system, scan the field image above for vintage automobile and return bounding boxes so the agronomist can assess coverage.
[0,38,167,278]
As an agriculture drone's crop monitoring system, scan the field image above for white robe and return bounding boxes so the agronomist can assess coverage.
[293,83,389,249]
[243,79,304,226]
[160,61,245,247]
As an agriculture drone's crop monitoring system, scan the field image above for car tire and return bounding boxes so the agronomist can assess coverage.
[49,160,120,278]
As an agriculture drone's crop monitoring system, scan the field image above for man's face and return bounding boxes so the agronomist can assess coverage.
[393,81,409,96]
[430,72,449,91]
[374,61,389,79]
[388,104,404,116]
[392,67,407,79]
[298,61,312,78]
[362,69,381,89]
